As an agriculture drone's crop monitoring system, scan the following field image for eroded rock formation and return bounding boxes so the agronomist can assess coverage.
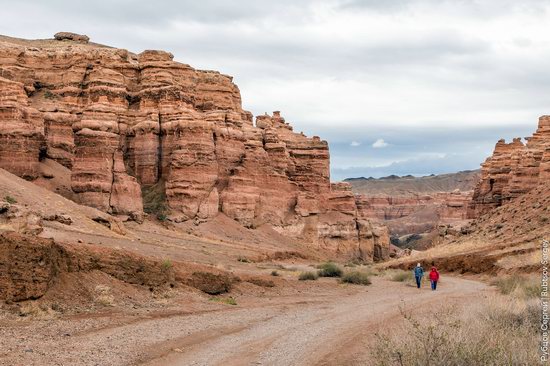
[0,34,389,261]
[468,115,550,217]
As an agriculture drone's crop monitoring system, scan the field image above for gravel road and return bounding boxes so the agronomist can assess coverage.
[1,276,488,366]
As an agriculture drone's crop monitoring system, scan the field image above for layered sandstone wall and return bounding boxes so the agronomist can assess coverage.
[468,116,550,217]
[354,191,472,222]
[0,34,389,261]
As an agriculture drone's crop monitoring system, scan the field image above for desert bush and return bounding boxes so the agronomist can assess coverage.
[317,262,343,277]
[4,195,17,204]
[271,270,280,276]
[209,296,237,305]
[94,285,115,307]
[246,277,275,288]
[18,301,56,318]
[189,271,233,295]
[341,271,371,285]
[299,271,318,281]
[370,297,539,365]
[237,256,251,263]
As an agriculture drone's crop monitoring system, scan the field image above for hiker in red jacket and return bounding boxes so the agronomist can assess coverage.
[429,267,440,290]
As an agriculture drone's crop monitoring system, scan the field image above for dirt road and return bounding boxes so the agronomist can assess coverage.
[1,276,489,366]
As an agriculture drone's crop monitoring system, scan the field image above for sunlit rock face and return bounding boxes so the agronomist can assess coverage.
[0,34,390,261]
[468,116,550,218]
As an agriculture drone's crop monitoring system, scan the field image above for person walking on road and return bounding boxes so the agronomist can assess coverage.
[429,266,440,290]
[413,263,424,289]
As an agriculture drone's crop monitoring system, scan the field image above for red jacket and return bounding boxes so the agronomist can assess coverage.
[429,267,440,281]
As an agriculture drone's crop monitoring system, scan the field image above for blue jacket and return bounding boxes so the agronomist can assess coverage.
[414,266,424,278]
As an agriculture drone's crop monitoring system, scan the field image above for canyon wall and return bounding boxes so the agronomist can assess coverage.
[346,171,477,240]
[468,115,550,217]
[0,34,389,261]
[355,191,472,222]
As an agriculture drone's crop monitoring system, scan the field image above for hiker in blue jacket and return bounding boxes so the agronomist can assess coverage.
[413,263,424,289]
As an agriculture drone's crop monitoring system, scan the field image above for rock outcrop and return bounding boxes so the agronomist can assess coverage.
[468,116,550,217]
[0,34,389,261]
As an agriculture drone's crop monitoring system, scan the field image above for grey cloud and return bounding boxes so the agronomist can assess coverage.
[0,0,548,179]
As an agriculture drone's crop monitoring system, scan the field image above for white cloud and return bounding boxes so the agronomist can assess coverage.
[372,139,389,148]
[350,141,361,147]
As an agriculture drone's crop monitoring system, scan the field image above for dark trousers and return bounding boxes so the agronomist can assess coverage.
[415,276,422,288]
[431,280,437,290]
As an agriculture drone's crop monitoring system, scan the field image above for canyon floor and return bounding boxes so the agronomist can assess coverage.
[1,273,489,366]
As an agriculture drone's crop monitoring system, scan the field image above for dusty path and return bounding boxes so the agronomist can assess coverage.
[1,276,489,366]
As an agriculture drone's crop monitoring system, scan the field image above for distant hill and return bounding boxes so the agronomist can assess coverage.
[345,170,480,196]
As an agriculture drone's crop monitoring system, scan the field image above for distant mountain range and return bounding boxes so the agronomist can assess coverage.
[344,170,480,196]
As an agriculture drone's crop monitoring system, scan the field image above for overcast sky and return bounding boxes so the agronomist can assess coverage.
[1,0,548,180]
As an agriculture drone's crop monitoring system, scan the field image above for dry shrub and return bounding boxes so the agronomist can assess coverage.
[341,271,371,285]
[370,296,539,365]
[317,262,343,277]
[18,302,56,319]
[94,284,114,307]
[299,271,318,281]
[388,269,410,282]
[246,278,275,288]
[189,271,233,295]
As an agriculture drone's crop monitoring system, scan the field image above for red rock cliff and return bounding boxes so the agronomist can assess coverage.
[468,115,550,217]
[0,34,389,261]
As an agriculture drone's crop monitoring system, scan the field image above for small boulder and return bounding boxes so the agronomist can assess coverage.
[54,32,89,43]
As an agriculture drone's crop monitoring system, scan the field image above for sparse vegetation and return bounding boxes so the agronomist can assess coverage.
[340,271,371,285]
[4,195,17,204]
[18,301,56,319]
[237,256,251,263]
[270,270,280,276]
[317,262,343,277]
[370,296,539,365]
[388,269,410,282]
[247,277,275,288]
[43,90,58,99]
[161,259,172,271]
[142,180,168,220]
[298,271,318,281]
[209,296,237,305]
[94,285,115,307]
[189,271,233,295]
[491,275,540,299]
